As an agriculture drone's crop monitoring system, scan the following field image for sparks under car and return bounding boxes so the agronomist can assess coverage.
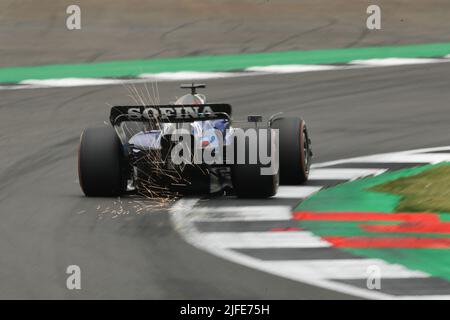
[77,84,312,198]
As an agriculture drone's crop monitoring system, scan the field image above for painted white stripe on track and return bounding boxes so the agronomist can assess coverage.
[260,259,429,279]
[245,64,343,73]
[197,231,330,249]
[170,199,391,299]
[20,78,125,87]
[191,206,292,221]
[309,168,386,180]
[350,58,447,67]
[331,153,450,165]
[170,198,449,299]
[139,71,241,81]
[312,146,450,169]
[275,186,322,199]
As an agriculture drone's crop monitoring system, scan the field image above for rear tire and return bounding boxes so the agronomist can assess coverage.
[231,128,278,198]
[78,126,126,197]
[271,117,311,184]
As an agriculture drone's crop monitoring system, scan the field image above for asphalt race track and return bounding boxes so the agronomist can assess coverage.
[3,0,450,67]
[1,61,450,298]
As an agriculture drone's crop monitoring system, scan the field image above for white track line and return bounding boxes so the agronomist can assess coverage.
[245,64,343,73]
[346,153,450,164]
[20,78,126,87]
[260,259,428,280]
[275,186,322,198]
[309,168,386,180]
[139,71,243,81]
[350,58,447,67]
[312,147,450,169]
[196,231,330,249]
[191,205,292,221]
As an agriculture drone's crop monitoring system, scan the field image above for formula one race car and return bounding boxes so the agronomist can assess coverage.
[78,84,312,198]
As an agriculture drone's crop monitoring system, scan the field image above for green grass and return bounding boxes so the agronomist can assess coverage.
[371,163,450,213]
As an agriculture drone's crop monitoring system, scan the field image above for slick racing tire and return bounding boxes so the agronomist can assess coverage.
[271,117,312,184]
[231,128,279,198]
[78,126,126,197]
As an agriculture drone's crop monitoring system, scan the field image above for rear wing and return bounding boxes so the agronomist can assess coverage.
[110,104,232,125]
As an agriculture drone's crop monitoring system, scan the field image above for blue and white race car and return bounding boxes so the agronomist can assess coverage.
[78,84,312,198]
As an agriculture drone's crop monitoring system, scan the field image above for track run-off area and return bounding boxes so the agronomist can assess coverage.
[1,59,450,298]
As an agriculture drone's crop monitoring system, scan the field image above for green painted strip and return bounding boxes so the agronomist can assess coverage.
[2,42,450,83]
[296,164,437,212]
